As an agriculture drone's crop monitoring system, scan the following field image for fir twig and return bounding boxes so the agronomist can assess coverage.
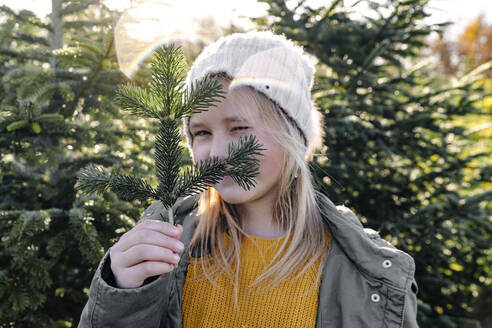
[76,44,264,226]
[150,44,187,118]
[109,174,157,202]
[116,84,161,119]
[179,74,227,117]
[226,135,266,190]
[76,163,111,195]
[173,156,226,199]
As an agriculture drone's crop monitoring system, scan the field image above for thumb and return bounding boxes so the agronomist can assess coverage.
[176,224,184,236]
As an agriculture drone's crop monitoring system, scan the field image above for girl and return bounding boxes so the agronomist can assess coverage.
[78,30,419,328]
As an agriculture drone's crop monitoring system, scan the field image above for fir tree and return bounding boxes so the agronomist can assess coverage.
[254,0,492,327]
[0,2,150,326]
[76,44,265,226]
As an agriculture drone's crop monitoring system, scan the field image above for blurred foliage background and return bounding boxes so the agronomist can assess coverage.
[0,0,490,327]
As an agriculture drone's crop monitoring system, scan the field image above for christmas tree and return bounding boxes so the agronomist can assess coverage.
[75,44,265,226]
[0,3,135,325]
[254,0,492,326]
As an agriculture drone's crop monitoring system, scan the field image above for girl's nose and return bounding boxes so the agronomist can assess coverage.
[209,136,230,160]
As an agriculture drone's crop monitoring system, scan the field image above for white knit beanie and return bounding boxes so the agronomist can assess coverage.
[183,30,318,151]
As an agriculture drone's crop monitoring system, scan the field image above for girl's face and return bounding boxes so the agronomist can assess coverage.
[189,83,284,206]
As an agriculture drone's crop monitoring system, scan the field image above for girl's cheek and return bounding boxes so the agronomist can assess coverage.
[192,145,206,163]
[191,145,198,163]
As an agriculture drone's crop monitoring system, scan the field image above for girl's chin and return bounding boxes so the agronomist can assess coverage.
[215,191,246,204]
[214,186,252,204]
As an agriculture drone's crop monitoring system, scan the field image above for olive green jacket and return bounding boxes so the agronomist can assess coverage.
[78,192,419,327]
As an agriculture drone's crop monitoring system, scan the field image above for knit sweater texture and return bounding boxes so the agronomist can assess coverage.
[182,230,331,327]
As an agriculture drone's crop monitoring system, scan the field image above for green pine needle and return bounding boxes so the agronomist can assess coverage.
[109,174,156,202]
[116,84,161,119]
[150,44,187,118]
[226,135,266,190]
[179,74,226,117]
[173,156,226,200]
[154,118,182,192]
[75,163,111,195]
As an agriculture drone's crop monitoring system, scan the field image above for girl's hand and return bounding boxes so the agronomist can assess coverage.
[109,220,184,288]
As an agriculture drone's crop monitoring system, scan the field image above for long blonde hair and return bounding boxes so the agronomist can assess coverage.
[186,72,329,314]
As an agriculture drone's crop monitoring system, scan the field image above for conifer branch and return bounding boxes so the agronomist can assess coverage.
[75,163,111,195]
[0,5,52,31]
[150,44,187,118]
[179,75,227,117]
[155,118,182,194]
[76,44,264,226]
[226,135,266,190]
[173,156,226,199]
[76,164,157,202]
[109,175,157,202]
[116,84,161,119]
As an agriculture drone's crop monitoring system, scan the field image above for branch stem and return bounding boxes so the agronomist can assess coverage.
[168,206,174,226]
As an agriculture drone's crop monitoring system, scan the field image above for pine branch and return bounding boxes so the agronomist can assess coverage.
[71,34,106,57]
[12,33,49,46]
[116,84,161,119]
[0,5,52,31]
[64,19,114,30]
[34,81,75,103]
[75,163,111,195]
[150,44,187,118]
[109,174,157,202]
[59,1,101,17]
[155,181,178,210]
[173,156,226,199]
[65,30,114,118]
[0,48,51,62]
[179,75,227,117]
[76,164,156,202]
[155,118,182,195]
[225,135,266,190]
[77,44,264,226]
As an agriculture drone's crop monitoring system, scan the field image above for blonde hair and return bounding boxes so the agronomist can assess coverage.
[186,72,329,314]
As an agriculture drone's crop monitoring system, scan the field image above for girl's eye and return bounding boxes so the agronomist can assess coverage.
[232,126,249,132]
[193,127,249,137]
[194,130,210,136]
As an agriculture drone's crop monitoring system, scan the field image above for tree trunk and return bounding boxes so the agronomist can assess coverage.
[49,0,63,68]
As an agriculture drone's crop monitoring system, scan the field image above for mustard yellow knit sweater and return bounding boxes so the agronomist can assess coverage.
[182,230,331,328]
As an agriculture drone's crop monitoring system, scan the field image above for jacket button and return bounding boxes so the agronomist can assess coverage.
[382,259,392,268]
[371,293,380,302]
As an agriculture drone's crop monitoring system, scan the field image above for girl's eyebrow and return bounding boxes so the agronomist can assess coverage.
[190,116,246,130]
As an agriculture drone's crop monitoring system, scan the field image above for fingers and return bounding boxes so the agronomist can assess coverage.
[134,220,182,238]
[117,228,184,254]
[116,243,181,268]
[126,261,176,283]
[109,220,185,288]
